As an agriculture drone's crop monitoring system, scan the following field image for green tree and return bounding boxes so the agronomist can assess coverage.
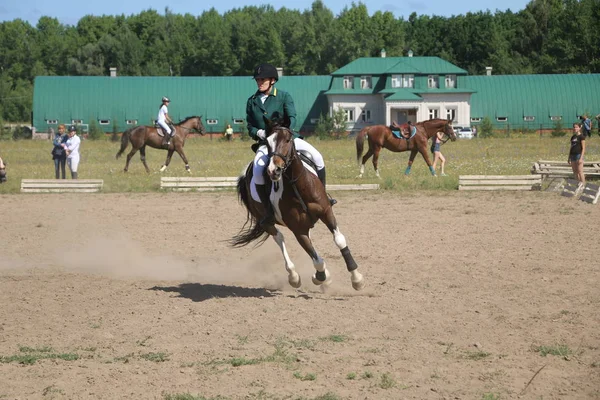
[479,117,493,138]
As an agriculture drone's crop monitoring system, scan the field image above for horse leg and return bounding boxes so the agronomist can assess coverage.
[139,145,150,173]
[419,148,436,176]
[175,146,192,173]
[405,150,418,175]
[358,148,374,178]
[372,147,382,178]
[124,147,138,172]
[271,228,301,288]
[321,212,364,291]
[292,230,332,288]
[159,149,175,172]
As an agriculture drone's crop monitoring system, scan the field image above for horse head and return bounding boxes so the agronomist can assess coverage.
[444,120,457,142]
[264,116,295,182]
[195,116,206,135]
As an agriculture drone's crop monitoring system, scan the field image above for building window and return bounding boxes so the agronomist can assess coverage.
[391,75,402,88]
[360,75,372,89]
[496,117,508,122]
[343,76,353,89]
[523,116,535,122]
[126,119,138,125]
[445,75,456,88]
[233,119,244,124]
[427,75,439,89]
[46,119,58,124]
[428,108,439,119]
[403,74,414,88]
[470,117,482,123]
[206,119,218,125]
[445,108,457,123]
[71,119,83,124]
[550,116,562,121]
[361,109,371,122]
[344,108,355,122]
[310,118,319,124]
[98,119,110,125]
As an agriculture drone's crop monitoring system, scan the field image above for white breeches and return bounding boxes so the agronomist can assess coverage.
[67,156,80,172]
[158,120,172,135]
[250,138,324,202]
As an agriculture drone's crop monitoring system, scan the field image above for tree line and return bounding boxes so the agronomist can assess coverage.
[0,0,598,123]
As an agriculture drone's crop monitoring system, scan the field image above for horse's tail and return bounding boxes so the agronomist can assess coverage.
[229,172,269,248]
[356,127,369,164]
[115,127,134,159]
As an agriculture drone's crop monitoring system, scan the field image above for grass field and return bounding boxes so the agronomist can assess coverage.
[0,134,597,194]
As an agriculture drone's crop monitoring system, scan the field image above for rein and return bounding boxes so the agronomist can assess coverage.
[271,131,313,217]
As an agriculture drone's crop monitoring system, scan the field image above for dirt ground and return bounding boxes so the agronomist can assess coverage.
[0,190,599,400]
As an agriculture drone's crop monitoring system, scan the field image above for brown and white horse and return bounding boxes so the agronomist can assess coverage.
[230,119,365,291]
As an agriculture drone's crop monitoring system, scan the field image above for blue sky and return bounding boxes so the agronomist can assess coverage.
[1,0,531,26]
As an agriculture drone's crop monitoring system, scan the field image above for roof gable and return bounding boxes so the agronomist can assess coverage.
[332,56,467,76]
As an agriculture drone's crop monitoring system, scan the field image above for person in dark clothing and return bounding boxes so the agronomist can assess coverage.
[51,124,68,179]
[568,122,586,186]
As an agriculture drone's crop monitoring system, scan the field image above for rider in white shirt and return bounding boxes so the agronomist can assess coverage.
[63,125,81,179]
[157,96,174,144]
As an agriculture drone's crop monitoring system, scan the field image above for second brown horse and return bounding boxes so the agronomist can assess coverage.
[356,118,456,177]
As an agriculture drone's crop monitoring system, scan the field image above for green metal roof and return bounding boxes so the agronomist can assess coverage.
[332,56,467,76]
[466,74,600,127]
[33,75,331,133]
[385,91,423,101]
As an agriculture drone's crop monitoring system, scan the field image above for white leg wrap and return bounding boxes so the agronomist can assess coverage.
[273,230,300,288]
[333,228,347,250]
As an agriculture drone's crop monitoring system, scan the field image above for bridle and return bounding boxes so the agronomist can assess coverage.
[269,127,296,174]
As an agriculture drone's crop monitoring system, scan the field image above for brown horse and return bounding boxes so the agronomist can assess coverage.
[230,119,365,291]
[356,118,456,177]
[115,116,206,173]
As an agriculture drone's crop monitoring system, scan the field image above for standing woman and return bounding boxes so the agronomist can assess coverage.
[431,130,447,177]
[63,126,81,179]
[568,122,586,186]
[52,124,68,179]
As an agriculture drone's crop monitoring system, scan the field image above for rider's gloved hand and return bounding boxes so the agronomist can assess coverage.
[256,129,266,140]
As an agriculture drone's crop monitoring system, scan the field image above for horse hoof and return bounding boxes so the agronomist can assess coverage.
[351,272,365,291]
[312,270,331,286]
[288,273,301,288]
[159,165,167,172]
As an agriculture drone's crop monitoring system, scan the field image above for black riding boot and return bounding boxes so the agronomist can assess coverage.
[317,168,337,206]
[256,183,275,226]
[71,171,78,179]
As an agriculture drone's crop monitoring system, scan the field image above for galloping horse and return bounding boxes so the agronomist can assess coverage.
[0,156,6,183]
[230,119,365,291]
[116,116,206,173]
[356,118,456,177]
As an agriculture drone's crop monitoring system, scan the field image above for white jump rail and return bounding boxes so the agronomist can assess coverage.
[531,160,600,179]
[21,179,104,193]
[160,177,380,192]
[458,175,542,191]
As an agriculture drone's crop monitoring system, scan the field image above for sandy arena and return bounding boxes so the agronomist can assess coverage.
[0,190,598,399]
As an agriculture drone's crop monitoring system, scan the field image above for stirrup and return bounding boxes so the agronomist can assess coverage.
[328,194,337,206]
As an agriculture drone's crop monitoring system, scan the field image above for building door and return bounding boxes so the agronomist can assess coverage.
[393,109,417,124]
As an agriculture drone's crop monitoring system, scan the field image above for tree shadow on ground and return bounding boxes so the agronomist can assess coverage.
[149,283,278,302]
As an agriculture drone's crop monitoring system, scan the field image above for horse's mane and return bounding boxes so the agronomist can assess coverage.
[178,116,201,125]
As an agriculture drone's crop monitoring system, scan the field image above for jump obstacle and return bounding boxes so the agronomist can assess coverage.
[560,178,600,204]
[531,160,600,180]
[21,179,104,193]
[160,177,379,192]
[458,175,542,191]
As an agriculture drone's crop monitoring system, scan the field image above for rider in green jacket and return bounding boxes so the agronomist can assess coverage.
[246,63,335,226]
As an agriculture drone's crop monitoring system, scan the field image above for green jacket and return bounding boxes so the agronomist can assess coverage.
[246,87,301,141]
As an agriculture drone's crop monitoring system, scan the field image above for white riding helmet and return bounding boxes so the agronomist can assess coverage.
[162,96,170,103]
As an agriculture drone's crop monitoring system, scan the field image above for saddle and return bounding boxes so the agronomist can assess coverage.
[390,121,416,140]
[155,123,175,137]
